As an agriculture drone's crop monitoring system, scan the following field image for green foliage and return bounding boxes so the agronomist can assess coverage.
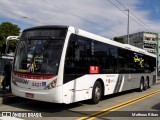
[0,33,5,48]
[113,37,124,43]
[0,22,20,54]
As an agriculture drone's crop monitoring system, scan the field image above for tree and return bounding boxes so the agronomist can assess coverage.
[0,33,5,48]
[0,22,20,55]
[0,34,5,57]
[113,37,124,43]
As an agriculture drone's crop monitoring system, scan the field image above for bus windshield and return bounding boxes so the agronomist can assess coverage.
[14,38,64,75]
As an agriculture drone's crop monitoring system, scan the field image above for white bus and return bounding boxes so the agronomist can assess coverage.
[11,26,156,104]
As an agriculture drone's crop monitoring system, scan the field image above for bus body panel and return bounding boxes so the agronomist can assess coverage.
[11,82,63,103]
[119,73,155,92]
[62,73,155,103]
[12,72,155,104]
[62,79,92,104]
[12,72,56,90]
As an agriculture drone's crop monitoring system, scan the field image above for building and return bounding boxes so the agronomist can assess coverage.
[119,32,158,54]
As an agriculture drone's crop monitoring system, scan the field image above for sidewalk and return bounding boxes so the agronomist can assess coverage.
[0,75,15,104]
[0,82,28,105]
[0,88,28,107]
[0,77,18,104]
[0,88,17,104]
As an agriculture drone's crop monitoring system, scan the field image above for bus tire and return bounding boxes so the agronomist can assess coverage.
[138,78,144,92]
[145,77,150,89]
[91,81,102,104]
[147,77,150,88]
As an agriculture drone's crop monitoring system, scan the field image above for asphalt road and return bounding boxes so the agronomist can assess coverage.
[0,83,159,120]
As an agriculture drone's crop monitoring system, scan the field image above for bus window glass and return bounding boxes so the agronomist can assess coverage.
[14,39,64,75]
[64,34,89,75]
[102,44,118,73]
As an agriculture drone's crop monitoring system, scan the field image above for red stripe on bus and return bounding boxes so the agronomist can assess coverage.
[13,72,55,80]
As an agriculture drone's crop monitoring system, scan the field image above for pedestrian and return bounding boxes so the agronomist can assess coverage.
[1,59,13,92]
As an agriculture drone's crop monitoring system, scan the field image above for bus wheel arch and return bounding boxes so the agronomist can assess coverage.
[91,79,104,104]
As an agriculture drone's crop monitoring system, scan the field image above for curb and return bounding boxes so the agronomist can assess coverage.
[0,93,27,104]
[0,95,17,104]
[0,96,28,104]
[2,96,21,104]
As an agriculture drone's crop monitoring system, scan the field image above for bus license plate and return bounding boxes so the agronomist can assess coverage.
[25,93,34,98]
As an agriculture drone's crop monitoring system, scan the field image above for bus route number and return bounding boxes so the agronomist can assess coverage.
[32,82,46,87]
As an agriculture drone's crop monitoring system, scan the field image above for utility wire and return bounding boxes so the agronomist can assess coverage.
[115,0,155,32]
[106,0,151,32]
[41,0,119,37]
[0,8,48,25]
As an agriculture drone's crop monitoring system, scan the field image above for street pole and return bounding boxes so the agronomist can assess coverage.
[125,9,129,44]
[158,34,160,73]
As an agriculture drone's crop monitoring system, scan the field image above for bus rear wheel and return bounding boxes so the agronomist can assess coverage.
[138,78,144,92]
[144,77,149,90]
[91,81,102,104]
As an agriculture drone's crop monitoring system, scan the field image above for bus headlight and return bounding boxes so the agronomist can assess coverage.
[44,79,57,90]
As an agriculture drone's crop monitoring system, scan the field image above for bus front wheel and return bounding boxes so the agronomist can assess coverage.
[91,81,102,104]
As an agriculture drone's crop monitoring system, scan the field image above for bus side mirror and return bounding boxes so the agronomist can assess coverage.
[5,38,19,57]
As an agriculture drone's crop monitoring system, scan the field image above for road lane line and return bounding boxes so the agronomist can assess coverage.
[77,90,160,120]
[88,90,160,120]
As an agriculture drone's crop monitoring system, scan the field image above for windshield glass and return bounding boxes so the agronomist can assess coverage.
[14,39,64,75]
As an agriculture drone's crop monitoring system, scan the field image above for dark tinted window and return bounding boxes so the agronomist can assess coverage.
[102,43,118,73]
[118,48,156,73]
[64,34,156,83]
[118,49,138,73]
[64,34,90,75]
[64,34,119,76]
[93,42,118,73]
[146,56,156,72]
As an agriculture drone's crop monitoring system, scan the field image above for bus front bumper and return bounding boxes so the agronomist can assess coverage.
[11,83,63,103]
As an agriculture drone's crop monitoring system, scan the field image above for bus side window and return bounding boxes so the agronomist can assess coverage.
[64,34,89,74]
[64,36,77,74]
[75,42,80,61]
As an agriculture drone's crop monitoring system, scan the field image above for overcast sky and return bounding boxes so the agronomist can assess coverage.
[0,0,160,39]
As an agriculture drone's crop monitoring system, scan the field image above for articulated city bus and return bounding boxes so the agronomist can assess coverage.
[11,26,156,104]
